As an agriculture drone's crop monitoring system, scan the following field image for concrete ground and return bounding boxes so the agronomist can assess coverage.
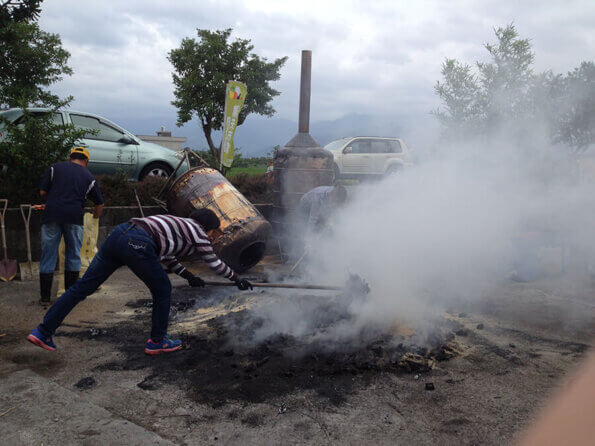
[0,262,593,445]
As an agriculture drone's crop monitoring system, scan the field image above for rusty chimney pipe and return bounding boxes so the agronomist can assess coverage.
[272,49,334,237]
[298,50,312,133]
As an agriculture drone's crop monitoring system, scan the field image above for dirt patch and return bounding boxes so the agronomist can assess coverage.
[68,290,463,408]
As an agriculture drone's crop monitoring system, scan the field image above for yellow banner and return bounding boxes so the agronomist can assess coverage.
[220,81,247,168]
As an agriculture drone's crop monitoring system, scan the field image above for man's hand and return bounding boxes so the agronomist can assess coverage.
[187,275,205,287]
[181,270,205,287]
[235,278,253,291]
[93,204,104,219]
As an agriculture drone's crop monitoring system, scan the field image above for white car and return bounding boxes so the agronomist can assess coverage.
[325,136,412,179]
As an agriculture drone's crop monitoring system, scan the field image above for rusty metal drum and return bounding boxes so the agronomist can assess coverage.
[271,145,334,229]
[167,167,271,273]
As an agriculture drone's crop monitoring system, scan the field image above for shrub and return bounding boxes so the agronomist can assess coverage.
[229,172,272,203]
[2,167,274,208]
[95,173,167,206]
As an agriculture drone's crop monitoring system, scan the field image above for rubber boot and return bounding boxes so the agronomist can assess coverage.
[64,270,80,291]
[39,273,53,305]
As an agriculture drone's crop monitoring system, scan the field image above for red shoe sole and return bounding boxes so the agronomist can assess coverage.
[144,345,182,355]
[27,334,56,352]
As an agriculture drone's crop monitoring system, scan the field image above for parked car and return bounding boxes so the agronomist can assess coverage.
[0,108,188,180]
[325,136,412,179]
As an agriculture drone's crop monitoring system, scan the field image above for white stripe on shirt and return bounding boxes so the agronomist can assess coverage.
[130,215,238,281]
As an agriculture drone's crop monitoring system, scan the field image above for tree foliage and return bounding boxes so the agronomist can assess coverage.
[433,24,594,152]
[0,0,85,200]
[0,21,72,107]
[168,28,287,162]
[0,0,42,25]
[554,62,595,152]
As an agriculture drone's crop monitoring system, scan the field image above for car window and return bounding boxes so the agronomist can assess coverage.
[388,140,402,153]
[70,114,124,142]
[350,139,373,154]
[324,138,350,151]
[13,112,64,126]
[369,140,391,153]
[0,109,23,123]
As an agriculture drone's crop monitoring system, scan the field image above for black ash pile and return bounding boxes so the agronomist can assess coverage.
[82,284,461,406]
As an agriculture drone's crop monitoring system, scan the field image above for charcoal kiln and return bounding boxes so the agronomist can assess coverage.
[272,50,334,232]
[167,167,271,272]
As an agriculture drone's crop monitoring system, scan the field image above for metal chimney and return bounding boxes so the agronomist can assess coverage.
[285,50,320,148]
[272,50,334,239]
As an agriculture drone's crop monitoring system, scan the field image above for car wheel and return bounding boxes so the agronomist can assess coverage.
[140,162,173,180]
[384,165,401,177]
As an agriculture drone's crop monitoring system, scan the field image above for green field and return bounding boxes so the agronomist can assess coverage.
[227,165,268,177]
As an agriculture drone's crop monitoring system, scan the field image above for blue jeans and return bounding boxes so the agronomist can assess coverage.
[38,223,172,341]
[40,223,84,274]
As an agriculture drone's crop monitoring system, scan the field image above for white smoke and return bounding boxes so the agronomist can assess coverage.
[239,135,595,349]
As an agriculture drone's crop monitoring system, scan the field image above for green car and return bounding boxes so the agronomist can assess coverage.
[0,108,188,180]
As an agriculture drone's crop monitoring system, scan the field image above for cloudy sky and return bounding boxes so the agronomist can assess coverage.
[38,0,595,152]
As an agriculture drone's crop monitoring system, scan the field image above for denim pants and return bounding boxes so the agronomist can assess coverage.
[38,222,172,341]
[40,223,84,274]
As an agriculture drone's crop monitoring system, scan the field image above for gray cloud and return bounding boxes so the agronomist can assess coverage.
[35,0,594,146]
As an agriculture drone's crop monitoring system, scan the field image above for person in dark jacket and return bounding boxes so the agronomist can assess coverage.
[38,147,104,305]
[27,209,253,355]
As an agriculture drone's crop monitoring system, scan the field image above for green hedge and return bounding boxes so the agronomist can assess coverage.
[1,170,273,207]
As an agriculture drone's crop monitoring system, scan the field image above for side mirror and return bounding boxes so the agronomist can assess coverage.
[343,146,353,154]
[118,136,137,145]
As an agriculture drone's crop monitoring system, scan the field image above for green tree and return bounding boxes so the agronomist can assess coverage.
[168,28,287,163]
[477,25,535,129]
[0,0,41,25]
[433,24,594,152]
[433,59,483,138]
[0,0,85,203]
[433,24,536,141]
[555,62,595,152]
[0,0,71,107]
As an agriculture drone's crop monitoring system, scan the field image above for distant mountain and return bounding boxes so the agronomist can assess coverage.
[118,112,435,157]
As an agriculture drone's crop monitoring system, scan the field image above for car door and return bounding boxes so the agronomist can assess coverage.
[68,113,138,176]
[341,138,373,174]
[370,139,404,174]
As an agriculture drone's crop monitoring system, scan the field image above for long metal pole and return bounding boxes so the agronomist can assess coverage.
[203,280,341,291]
[298,50,312,133]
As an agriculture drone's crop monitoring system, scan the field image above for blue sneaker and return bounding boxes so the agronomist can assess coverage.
[145,335,182,355]
[27,328,56,352]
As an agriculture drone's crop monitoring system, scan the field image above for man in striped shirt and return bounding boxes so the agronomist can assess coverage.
[27,209,252,355]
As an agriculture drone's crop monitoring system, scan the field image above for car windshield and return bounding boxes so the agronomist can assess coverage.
[0,109,24,124]
[324,138,350,152]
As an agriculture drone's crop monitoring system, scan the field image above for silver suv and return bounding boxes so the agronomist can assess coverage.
[325,136,412,179]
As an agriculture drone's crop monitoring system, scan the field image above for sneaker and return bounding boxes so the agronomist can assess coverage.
[144,336,182,355]
[27,328,56,351]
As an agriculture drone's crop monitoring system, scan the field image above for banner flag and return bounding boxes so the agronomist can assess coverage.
[220,80,247,168]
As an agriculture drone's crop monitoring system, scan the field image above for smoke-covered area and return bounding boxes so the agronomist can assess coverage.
[232,26,595,352]
[233,135,595,351]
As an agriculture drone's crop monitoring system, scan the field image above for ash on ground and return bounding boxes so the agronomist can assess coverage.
[87,285,461,407]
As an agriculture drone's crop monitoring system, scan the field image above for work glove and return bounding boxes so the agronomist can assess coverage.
[187,275,205,287]
[181,270,205,287]
[235,278,253,291]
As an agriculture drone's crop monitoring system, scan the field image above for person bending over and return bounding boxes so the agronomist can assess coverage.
[27,209,252,355]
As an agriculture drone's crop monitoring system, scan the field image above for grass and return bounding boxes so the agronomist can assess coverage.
[227,165,268,177]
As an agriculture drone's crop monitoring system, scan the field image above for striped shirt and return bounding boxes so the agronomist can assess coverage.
[129,215,238,281]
